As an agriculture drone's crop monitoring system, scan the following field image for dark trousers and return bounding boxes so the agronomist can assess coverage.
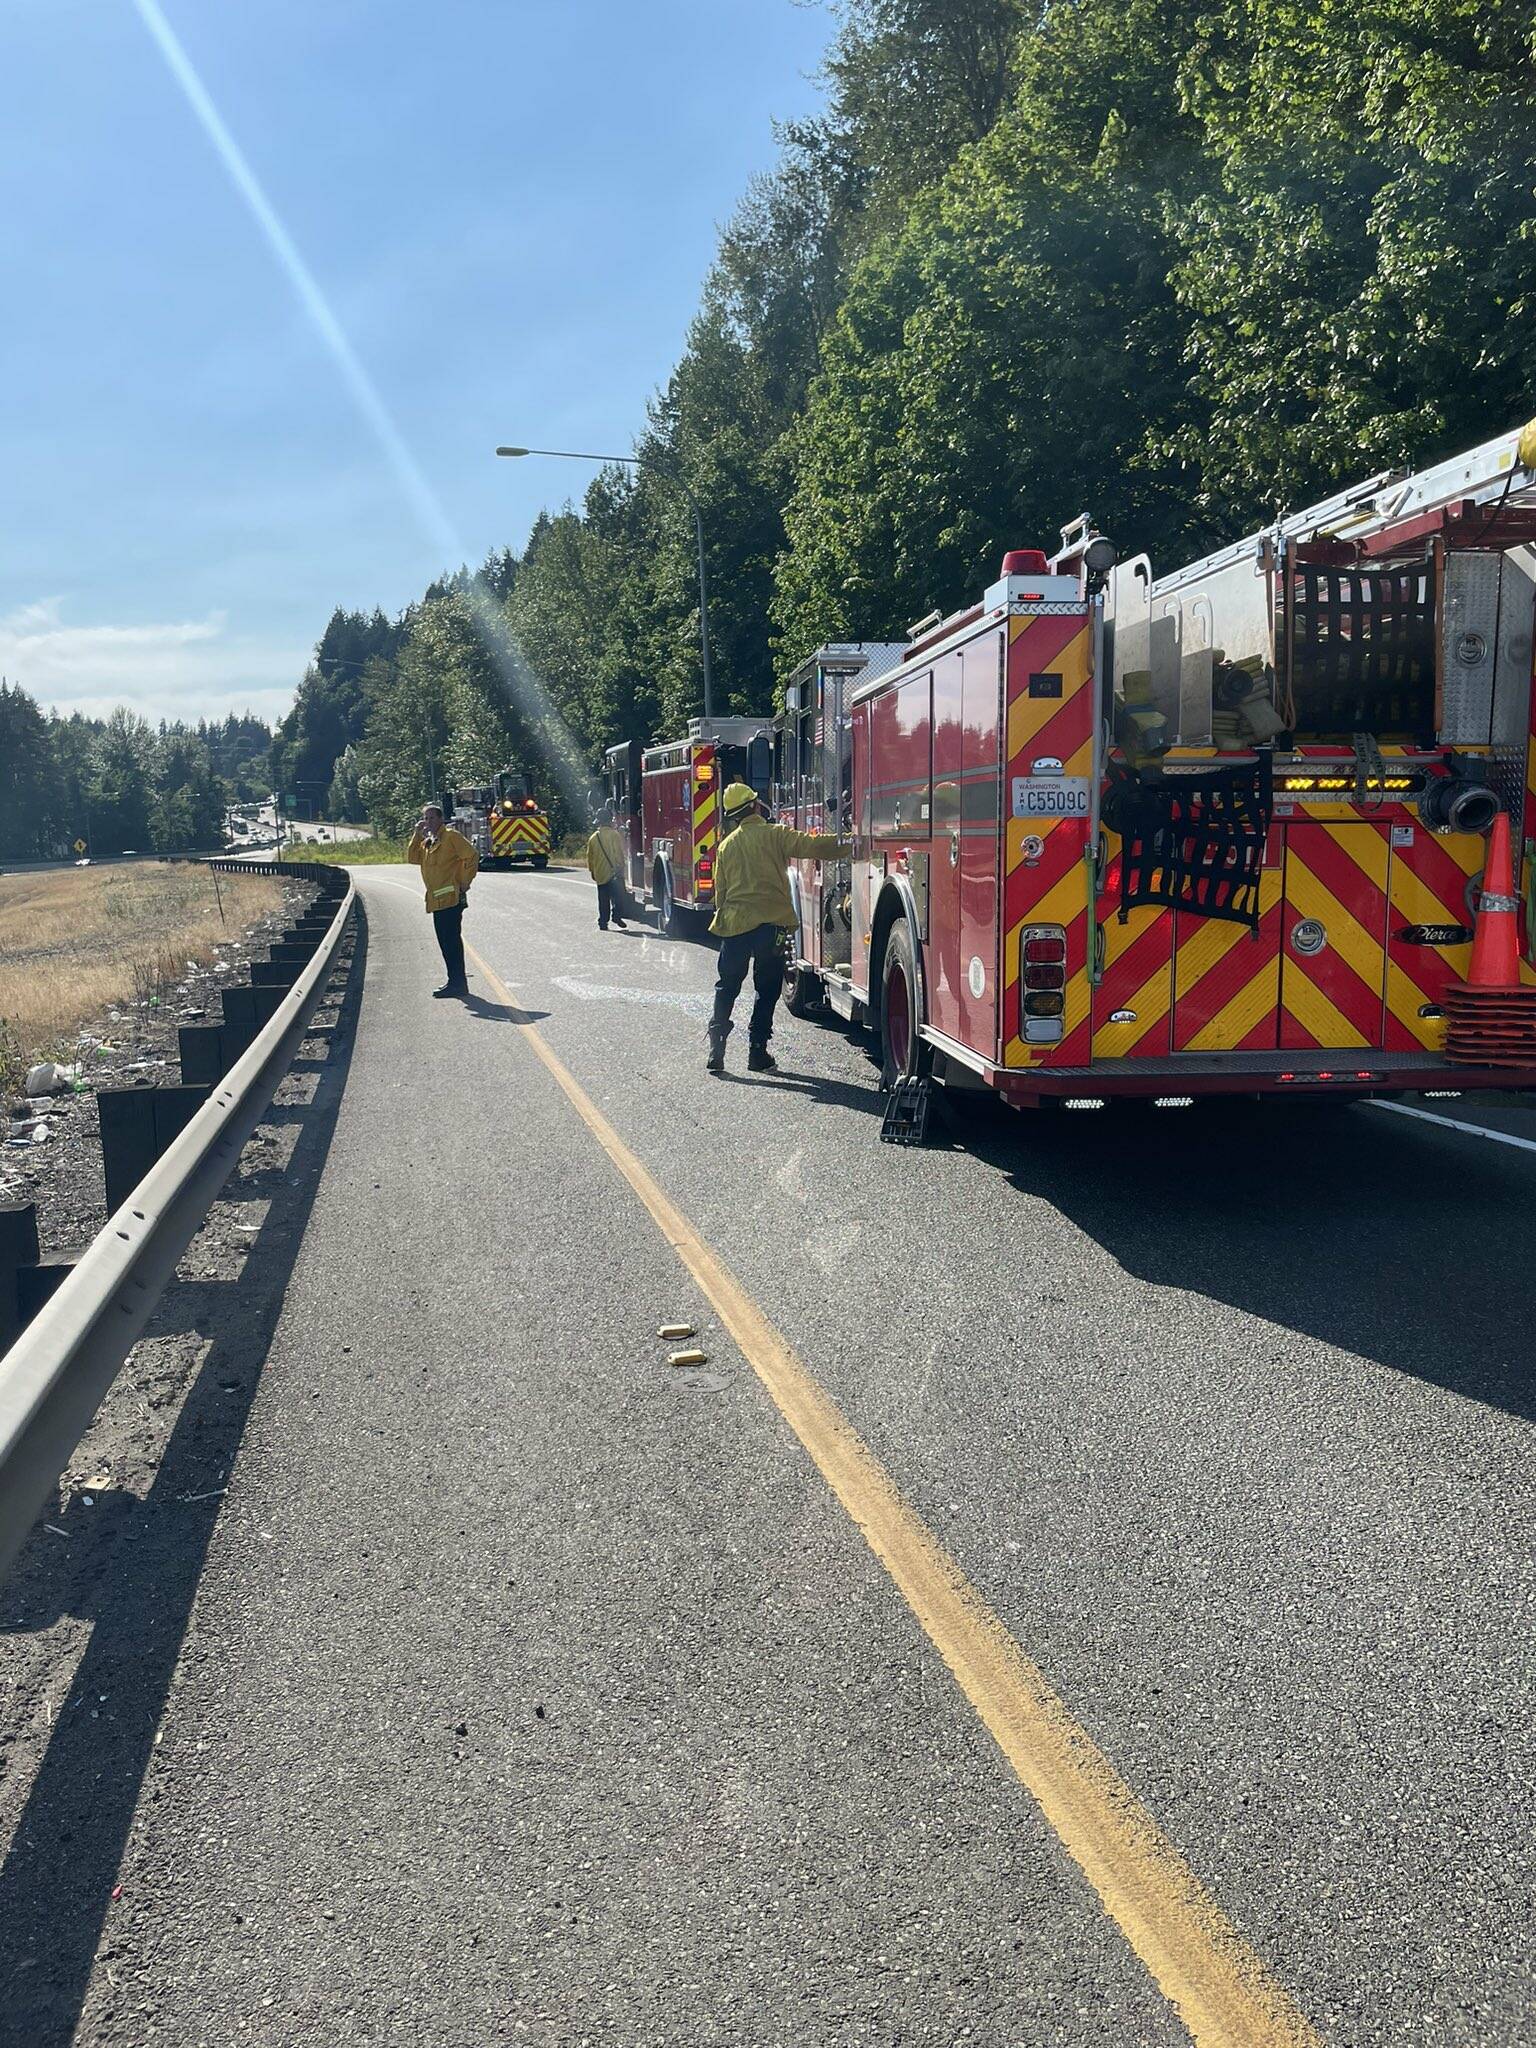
[597,879,628,929]
[711,922,785,1047]
[432,903,466,987]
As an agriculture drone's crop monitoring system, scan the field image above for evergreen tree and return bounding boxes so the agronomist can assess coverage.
[0,680,53,858]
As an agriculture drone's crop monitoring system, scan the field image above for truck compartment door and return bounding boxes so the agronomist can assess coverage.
[1383,824,1481,1051]
[1279,822,1391,1048]
[1170,827,1284,1051]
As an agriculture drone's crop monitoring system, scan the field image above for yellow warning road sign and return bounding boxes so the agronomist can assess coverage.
[73,839,87,854]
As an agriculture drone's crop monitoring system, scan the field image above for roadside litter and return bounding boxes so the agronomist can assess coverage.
[24,1061,82,1096]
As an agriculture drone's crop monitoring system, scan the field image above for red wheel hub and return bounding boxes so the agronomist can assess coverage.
[886,964,911,1069]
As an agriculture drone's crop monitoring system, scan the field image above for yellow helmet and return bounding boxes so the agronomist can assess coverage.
[722,781,760,817]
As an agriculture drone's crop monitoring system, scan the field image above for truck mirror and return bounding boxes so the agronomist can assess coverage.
[747,734,771,791]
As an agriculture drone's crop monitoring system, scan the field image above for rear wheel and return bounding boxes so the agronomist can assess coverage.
[532,856,549,871]
[879,918,928,1084]
[783,953,824,1018]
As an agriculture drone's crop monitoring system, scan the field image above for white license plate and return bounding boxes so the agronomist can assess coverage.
[1011,776,1090,820]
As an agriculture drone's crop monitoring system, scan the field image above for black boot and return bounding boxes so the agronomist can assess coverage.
[747,1044,776,1072]
[706,1025,729,1074]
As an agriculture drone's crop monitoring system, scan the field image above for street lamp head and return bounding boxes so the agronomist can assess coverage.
[495,446,529,458]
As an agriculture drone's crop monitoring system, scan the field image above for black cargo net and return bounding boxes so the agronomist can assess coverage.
[1106,756,1273,930]
[1289,564,1435,738]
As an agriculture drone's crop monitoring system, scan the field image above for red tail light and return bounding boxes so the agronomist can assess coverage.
[1019,924,1068,1038]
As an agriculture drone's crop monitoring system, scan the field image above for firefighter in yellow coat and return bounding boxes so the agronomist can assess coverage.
[707,782,849,1074]
[584,804,630,931]
[406,802,479,997]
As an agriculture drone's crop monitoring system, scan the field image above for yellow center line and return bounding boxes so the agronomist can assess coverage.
[460,934,1321,2048]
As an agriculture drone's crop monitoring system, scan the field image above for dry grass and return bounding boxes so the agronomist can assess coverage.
[0,863,287,1076]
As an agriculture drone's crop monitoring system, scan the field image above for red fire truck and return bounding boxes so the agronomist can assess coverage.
[605,718,772,932]
[776,416,1536,1116]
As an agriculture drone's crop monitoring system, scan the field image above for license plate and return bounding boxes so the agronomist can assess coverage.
[1011,776,1090,820]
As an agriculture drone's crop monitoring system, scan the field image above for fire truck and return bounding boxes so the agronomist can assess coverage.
[448,770,551,872]
[604,718,772,932]
[775,415,1536,1117]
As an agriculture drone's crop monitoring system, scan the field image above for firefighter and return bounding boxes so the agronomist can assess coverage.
[584,804,630,931]
[406,802,479,997]
[706,782,849,1074]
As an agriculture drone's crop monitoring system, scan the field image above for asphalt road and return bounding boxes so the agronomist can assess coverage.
[7,863,1535,2047]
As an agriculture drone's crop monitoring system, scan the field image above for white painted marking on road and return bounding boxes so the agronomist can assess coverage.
[1366,1099,1536,1154]
[551,975,710,1018]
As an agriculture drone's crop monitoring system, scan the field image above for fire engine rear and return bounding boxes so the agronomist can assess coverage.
[777,416,1536,1112]
[606,718,772,933]
[449,770,551,872]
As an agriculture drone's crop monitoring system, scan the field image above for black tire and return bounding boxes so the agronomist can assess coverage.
[532,856,549,871]
[879,918,928,1084]
[655,868,678,938]
[783,955,824,1018]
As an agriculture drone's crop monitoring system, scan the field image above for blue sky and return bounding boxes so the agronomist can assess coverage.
[0,0,832,726]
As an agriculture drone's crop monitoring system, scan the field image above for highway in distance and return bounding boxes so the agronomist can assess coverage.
[2,863,1532,2048]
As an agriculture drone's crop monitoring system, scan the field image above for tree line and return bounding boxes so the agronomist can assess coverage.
[0,682,271,861]
[10,0,1531,848]
[280,0,1536,831]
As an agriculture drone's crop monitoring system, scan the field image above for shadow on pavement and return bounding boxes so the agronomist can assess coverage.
[0,909,368,2048]
[713,1066,887,1118]
[461,992,548,1025]
[955,1093,1536,1423]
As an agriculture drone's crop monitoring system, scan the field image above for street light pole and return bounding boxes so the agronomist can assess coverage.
[497,444,714,718]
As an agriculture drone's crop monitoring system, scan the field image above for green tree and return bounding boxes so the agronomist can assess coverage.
[1167,0,1536,532]
[327,742,367,823]
[0,680,54,858]
[89,709,155,853]
[818,0,1031,230]
[774,0,1206,657]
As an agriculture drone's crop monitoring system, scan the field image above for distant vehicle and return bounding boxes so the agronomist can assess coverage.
[604,717,772,933]
[449,770,552,871]
[75,857,91,868]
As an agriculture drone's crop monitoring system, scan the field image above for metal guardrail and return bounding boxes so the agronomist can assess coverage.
[0,872,355,1583]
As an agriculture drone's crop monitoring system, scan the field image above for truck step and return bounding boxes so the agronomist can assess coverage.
[880,1075,933,1146]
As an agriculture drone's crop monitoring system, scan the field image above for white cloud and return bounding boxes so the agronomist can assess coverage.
[0,598,303,725]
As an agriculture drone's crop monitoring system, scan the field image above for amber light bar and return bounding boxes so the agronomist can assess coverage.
[1279,774,1423,793]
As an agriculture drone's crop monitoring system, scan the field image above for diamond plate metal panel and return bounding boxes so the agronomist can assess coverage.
[1439,551,1503,744]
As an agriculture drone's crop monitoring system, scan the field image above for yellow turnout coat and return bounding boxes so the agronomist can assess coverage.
[708,813,848,938]
[406,825,479,912]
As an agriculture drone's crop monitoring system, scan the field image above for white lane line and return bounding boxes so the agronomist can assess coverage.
[1367,1099,1536,1154]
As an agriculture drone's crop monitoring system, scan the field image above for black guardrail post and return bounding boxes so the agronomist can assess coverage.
[97,1085,212,1216]
[0,1203,84,1348]
[0,1205,42,1352]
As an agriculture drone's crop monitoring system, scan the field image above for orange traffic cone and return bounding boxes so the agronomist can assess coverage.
[1442,812,1536,1066]
[1466,813,1521,986]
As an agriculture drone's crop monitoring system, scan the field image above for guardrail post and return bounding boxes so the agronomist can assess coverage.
[98,1085,211,1215]
[0,1204,81,1347]
[0,1205,42,1350]
[178,1022,254,1087]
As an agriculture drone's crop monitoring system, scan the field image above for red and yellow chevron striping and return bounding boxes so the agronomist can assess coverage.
[692,745,719,893]
[490,809,551,858]
[1001,610,1093,1068]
